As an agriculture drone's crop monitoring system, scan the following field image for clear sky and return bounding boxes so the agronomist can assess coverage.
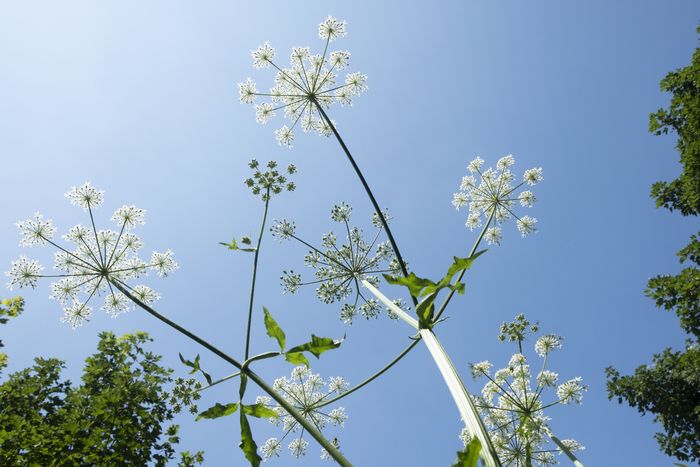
[1,1,699,466]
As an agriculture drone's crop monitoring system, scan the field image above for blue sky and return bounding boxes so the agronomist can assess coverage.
[1,1,699,466]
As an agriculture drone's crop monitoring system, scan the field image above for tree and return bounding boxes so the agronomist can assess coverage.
[0,314,203,466]
[606,26,700,464]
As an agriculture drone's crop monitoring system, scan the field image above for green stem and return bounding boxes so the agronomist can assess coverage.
[110,280,352,467]
[196,371,241,393]
[244,188,271,360]
[318,339,420,408]
[434,208,495,321]
[313,101,415,308]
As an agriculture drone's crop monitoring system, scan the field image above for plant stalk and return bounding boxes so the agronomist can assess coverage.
[313,101,414,307]
[244,188,270,360]
[111,280,352,467]
[361,280,501,467]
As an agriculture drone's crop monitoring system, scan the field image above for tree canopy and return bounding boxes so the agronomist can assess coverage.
[0,323,203,466]
[606,26,700,464]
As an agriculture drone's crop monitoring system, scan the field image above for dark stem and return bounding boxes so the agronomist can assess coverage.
[313,101,416,308]
[244,189,270,360]
[318,338,420,408]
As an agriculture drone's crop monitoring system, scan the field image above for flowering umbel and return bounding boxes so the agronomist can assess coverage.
[244,159,297,201]
[238,16,367,147]
[6,182,177,328]
[452,155,542,245]
[257,366,349,460]
[469,314,586,466]
[273,203,401,324]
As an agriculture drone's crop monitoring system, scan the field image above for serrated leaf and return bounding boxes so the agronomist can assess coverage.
[285,351,310,367]
[178,352,212,385]
[451,438,482,467]
[446,250,485,278]
[383,273,436,297]
[243,403,279,419]
[287,334,342,358]
[219,238,239,250]
[239,411,261,467]
[219,237,256,253]
[241,236,252,245]
[263,307,286,351]
[195,402,239,421]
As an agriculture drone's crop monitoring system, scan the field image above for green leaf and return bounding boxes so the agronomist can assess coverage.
[385,251,485,299]
[263,307,286,351]
[178,353,213,385]
[219,237,256,253]
[239,411,261,467]
[416,292,437,329]
[243,403,279,419]
[241,236,252,245]
[284,352,310,367]
[287,334,343,358]
[383,272,436,297]
[219,238,239,250]
[446,251,485,278]
[451,438,482,467]
[195,402,239,421]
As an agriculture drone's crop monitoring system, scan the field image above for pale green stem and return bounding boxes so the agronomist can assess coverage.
[549,434,585,467]
[322,210,496,407]
[362,280,501,467]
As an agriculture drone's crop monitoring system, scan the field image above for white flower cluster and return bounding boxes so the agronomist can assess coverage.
[239,16,367,147]
[452,155,542,245]
[257,366,349,460]
[6,182,177,328]
[276,203,400,324]
[469,320,586,466]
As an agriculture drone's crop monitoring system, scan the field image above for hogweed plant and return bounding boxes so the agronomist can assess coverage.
[257,366,349,460]
[469,315,586,466]
[4,15,588,467]
[273,203,401,324]
[239,16,366,147]
[7,182,177,328]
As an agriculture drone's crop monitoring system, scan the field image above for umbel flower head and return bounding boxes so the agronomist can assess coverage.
[272,203,401,324]
[468,314,586,466]
[6,182,178,329]
[452,155,542,245]
[244,159,297,201]
[257,366,349,461]
[238,16,367,147]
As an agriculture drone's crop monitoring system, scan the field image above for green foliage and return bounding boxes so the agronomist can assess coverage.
[648,26,700,216]
[0,297,23,370]
[243,403,278,419]
[179,352,213,385]
[219,236,257,252]
[287,334,343,359]
[284,351,310,367]
[384,252,484,328]
[606,345,700,462]
[451,438,482,467]
[263,307,286,351]
[196,402,239,421]
[646,234,700,337]
[239,410,262,467]
[607,27,700,464]
[0,331,203,466]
